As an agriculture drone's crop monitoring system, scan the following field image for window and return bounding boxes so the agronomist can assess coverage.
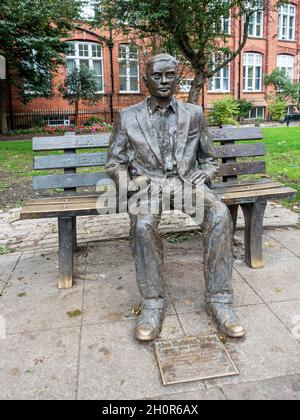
[66,42,104,93]
[43,116,71,127]
[208,55,230,92]
[278,4,296,41]
[118,44,140,93]
[222,14,231,34]
[179,79,193,93]
[80,0,97,20]
[248,11,264,37]
[247,107,265,120]
[277,54,294,80]
[243,53,263,92]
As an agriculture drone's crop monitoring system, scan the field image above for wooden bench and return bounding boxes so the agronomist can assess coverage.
[20,127,296,289]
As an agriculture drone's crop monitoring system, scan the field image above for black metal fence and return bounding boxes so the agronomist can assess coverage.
[8,108,116,130]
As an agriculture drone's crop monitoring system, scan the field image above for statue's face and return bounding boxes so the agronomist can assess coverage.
[145,60,178,99]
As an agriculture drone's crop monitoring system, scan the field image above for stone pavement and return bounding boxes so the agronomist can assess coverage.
[0,226,300,400]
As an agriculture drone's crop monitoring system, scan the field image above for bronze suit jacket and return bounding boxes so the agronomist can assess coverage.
[106,97,219,187]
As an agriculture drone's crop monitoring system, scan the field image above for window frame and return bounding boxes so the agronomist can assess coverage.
[118,44,140,94]
[278,4,296,41]
[243,53,263,93]
[248,10,264,38]
[247,107,265,120]
[208,55,231,93]
[66,41,104,94]
[277,54,294,80]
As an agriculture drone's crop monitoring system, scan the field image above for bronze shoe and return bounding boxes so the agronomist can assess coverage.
[207,303,246,339]
[135,299,165,342]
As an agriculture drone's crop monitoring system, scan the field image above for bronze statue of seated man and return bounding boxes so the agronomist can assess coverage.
[106,53,246,341]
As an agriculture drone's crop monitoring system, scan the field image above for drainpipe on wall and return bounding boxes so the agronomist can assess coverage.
[108,26,115,124]
[238,14,243,100]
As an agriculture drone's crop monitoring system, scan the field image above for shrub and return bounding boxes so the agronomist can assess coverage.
[268,99,287,122]
[208,96,240,127]
[83,116,105,126]
[236,99,253,121]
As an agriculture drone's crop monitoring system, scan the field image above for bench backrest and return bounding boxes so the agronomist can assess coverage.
[32,126,265,192]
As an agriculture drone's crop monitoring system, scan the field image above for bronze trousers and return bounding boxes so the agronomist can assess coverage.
[129,177,234,305]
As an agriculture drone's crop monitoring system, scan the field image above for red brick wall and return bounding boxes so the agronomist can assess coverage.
[11,1,300,120]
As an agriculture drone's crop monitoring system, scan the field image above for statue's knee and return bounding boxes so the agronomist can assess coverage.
[134,219,154,237]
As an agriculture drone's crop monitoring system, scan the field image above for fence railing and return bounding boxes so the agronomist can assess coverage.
[8,108,116,130]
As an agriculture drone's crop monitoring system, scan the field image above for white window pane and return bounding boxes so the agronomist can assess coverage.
[119,76,127,91]
[94,77,102,92]
[93,61,102,76]
[92,45,102,58]
[130,77,139,92]
[67,59,76,74]
[80,60,89,68]
[130,62,138,76]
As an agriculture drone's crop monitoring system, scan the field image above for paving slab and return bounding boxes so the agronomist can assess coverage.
[0,327,80,400]
[0,253,84,334]
[261,234,296,262]
[268,229,300,258]
[236,258,300,303]
[203,305,300,388]
[0,253,21,288]
[82,263,176,326]
[269,300,300,340]
[221,374,300,400]
[166,260,262,314]
[77,318,210,400]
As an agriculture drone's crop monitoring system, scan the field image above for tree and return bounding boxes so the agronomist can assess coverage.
[59,65,100,126]
[265,69,300,112]
[100,0,278,104]
[0,0,82,132]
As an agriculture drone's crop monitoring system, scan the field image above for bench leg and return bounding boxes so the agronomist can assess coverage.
[58,217,74,289]
[72,217,77,252]
[229,205,239,235]
[241,201,267,269]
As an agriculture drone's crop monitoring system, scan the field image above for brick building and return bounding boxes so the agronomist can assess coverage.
[9,1,300,127]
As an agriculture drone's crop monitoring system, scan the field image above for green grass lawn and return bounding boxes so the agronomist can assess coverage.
[0,126,299,211]
[263,127,300,211]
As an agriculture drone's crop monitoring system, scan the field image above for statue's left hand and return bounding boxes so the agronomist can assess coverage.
[187,170,210,186]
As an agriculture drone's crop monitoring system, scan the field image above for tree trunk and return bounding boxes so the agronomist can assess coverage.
[75,101,79,126]
[0,80,8,133]
[187,70,205,105]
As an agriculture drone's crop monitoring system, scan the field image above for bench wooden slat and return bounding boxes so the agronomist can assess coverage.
[219,161,266,177]
[33,173,110,190]
[220,186,296,205]
[32,127,262,152]
[214,181,283,194]
[211,127,263,142]
[33,133,111,151]
[215,143,265,159]
[34,153,108,170]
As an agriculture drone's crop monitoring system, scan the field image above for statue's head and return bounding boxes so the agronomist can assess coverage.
[144,53,179,99]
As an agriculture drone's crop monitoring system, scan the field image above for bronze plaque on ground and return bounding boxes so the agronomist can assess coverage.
[155,334,239,386]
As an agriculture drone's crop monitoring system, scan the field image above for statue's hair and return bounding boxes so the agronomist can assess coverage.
[145,53,178,74]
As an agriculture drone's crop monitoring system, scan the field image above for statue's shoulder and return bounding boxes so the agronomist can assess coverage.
[182,101,203,117]
[120,100,145,117]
